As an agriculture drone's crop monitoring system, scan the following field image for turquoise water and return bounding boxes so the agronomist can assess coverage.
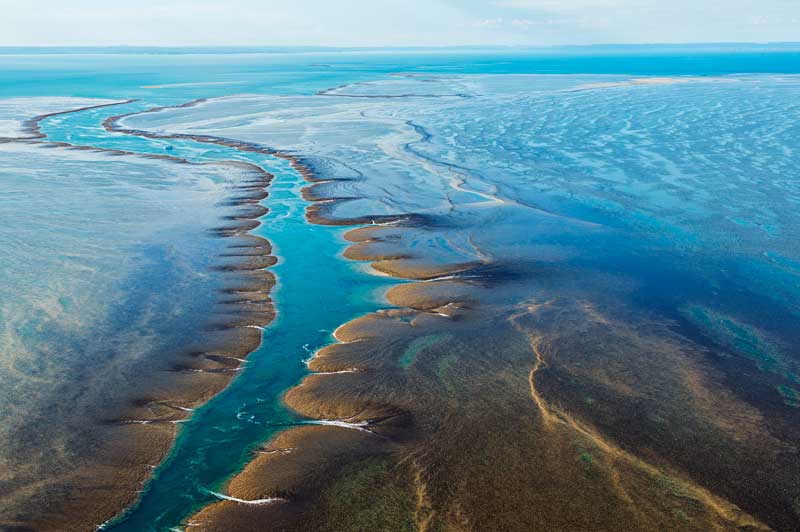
[3,44,800,103]
[2,46,800,530]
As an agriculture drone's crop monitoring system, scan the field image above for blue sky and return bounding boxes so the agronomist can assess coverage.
[1,0,798,46]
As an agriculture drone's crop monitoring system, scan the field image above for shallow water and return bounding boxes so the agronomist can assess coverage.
[1,47,800,531]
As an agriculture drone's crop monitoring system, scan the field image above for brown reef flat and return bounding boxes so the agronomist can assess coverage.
[0,108,279,532]
[183,155,798,531]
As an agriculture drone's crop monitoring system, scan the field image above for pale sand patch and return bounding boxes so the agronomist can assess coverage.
[571,76,735,91]
[141,81,244,89]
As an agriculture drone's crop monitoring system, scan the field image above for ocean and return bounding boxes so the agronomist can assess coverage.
[1,45,798,531]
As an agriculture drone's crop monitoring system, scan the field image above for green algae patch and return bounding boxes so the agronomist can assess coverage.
[399,333,452,369]
[435,353,461,398]
[673,508,690,522]
[684,305,793,378]
[778,385,800,408]
[316,456,417,532]
[683,305,800,406]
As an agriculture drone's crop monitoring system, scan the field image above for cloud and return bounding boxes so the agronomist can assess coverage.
[0,0,507,46]
[0,0,798,46]
[492,0,634,8]
[481,0,800,43]
[475,18,506,28]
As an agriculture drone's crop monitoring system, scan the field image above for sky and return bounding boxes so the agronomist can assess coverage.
[0,0,798,47]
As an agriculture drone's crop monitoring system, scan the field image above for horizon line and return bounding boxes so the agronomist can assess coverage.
[1,41,799,50]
